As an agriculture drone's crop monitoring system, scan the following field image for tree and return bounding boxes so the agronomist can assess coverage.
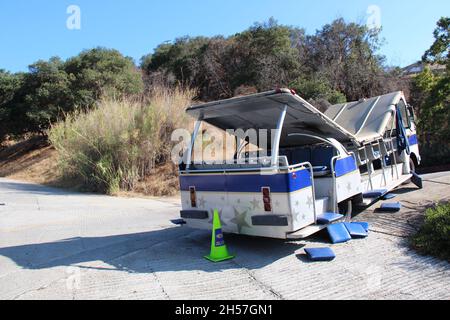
[0,58,73,136]
[19,58,73,134]
[140,19,302,100]
[422,17,450,67]
[1,48,144,139]
[411,17,450,165]
[301,18,386,101]
[0,70,24,139]
[141,18,394,102]
[64,47,143,107]
[289,76,346,109]
[196,37,234,99]
[141,37,211,90]
[230,18,301,91]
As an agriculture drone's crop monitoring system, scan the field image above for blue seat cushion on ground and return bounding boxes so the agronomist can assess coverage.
[170,219,186,225]
[317,212,344,224]
[382,193,396,200]
[352,222,369,232]
[379,202,402,212]
[363,189,388,198]
[304,247,336,261]
[327,223,352,244]
[343,222,368,238]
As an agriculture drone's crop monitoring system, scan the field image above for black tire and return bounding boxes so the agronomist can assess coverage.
[409,158,416,173]
[338,199,353,222]
[403,158,416,185]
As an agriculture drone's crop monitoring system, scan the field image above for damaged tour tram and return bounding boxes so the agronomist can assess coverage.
[177,89,421,239]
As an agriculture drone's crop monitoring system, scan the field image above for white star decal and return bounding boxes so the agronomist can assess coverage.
[306,196,313,209]
[346,182,352,192]
[198,196,206,208]
[231,208,250,233]
[208,209,227,226]
[249,198,260,210]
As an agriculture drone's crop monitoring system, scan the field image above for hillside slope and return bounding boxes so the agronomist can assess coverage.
[0,137,180,197]
[0,137,61,186]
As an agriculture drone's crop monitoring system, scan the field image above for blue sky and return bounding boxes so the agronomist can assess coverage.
[1,0,449,72]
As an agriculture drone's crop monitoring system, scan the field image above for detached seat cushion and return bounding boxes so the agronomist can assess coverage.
[327,223,352,244]
[304,247,336,261]
[363,189,388,198]
[344,222,368,238]
[170,219,186,225]
[379,202,402,212]
[352,221,370,232]
[317,212,344,225]
[382,193,396,200]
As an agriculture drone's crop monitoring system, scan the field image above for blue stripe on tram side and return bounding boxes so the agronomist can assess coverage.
[408,134,418,146]
[180,174,226,192]
[334,156,358,178]
[179,169,312,193]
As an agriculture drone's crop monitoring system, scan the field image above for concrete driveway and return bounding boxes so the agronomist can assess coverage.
[0,172,449,300]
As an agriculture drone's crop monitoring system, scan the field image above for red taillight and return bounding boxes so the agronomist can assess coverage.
[262,187,272,212]
[290,89,297,95]
[189,186,197,207]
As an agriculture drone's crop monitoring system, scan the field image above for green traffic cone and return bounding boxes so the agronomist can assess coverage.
[204,209,235,262]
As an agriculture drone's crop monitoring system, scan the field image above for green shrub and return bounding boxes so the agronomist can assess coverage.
[289,77,347,105]
[410,202,450,261]
[1,48,144,139]
[419,143,450,167]
[48,86,194,194]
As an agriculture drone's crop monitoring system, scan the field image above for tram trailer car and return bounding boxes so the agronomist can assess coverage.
[178,89,421,239]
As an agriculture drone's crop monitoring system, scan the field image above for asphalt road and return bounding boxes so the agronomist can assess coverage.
[0,172,449,300]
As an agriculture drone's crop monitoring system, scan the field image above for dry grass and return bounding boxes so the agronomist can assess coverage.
[0,136,61,186]
[128,162,180,197]
[0,138,183,199]
[48,86,195,195]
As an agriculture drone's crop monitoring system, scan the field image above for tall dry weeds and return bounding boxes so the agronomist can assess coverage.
[48,86,195,194]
